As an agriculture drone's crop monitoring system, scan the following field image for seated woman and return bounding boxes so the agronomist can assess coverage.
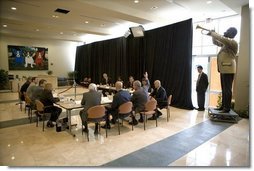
[39,83,62,127]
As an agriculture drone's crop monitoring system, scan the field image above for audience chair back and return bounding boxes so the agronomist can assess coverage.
[117,101,133,135]
[35,100,50,131]
[24,93,33,123]
[85,105,107,141]
[141,99,157,130]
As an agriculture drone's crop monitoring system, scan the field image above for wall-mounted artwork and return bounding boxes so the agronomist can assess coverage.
[8,45,48,70]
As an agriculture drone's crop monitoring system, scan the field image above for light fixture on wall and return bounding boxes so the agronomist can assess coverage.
[129,25,145,37]
[124,30,131,38]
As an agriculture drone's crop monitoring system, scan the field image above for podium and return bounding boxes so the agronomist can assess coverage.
[208,108,239,123]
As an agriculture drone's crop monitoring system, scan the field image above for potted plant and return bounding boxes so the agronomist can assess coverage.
[47,70,53,75]
[0,69,9,90]
[67,71,77,85]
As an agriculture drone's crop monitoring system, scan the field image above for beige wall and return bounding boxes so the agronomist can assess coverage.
[0,35,79,78]
[234,4,250,111]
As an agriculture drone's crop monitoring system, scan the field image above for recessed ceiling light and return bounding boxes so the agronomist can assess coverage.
[85,21,89,24]
[52,15,59,18]
[3,24,7,27]
[206,1,212,4]
[151,6,158,10]
[11,7,17,10]
[134,0,139,3]
[60,32,63,34]
[35,29,39,31]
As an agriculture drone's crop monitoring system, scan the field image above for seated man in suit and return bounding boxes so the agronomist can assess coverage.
[101,73,112,85]
[79,83,102,134]
[31,79,47,104]
[126,76,134,89]
[129,80,148,125]
[20,77,32,101]
[101,73,112,96]
[39,83,62,127]
[149,80,168,120]
[101,81,131,129]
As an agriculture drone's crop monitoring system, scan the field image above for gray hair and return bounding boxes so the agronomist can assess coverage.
[133,80,141,88]
[88,83,97,91]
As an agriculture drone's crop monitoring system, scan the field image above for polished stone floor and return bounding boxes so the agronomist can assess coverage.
[0,87,250,167]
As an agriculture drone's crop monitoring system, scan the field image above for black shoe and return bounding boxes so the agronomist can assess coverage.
[129,119,138,125]
[197,108,205,111]
[101,124,111,129]
[156,111,162,118]
[148,115,156,120]
[138,118,144,123]
[214,107,223,110]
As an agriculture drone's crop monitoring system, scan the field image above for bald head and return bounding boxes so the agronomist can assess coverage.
[154,80,161,89]
[115,81,123,91]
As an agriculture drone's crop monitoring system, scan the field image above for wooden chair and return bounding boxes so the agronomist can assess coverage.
[24,94,33,123]
[117,101,133,135]
[140,98,157,130]
[84,105,107,141]
[35,100,51,131]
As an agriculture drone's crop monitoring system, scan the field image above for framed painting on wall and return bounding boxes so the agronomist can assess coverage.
[8,45,48,70]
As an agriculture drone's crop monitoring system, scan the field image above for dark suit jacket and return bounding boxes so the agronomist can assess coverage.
[101,77,112,85]
[40,89,59,106]
[81,90,102,112]
[111,90,131,110]
[150,86,167,108]
[131,88,148,113]
[20,81,30,101]
[196,72,209,92]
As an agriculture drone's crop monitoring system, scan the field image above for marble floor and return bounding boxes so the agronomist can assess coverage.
[0,87,250,167]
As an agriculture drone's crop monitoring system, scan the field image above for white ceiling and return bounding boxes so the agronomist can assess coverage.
[0,0,249,43]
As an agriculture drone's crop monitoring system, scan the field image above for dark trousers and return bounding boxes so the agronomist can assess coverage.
[197,91,205,109]
[220,73,234,110]
[44,106,62,122]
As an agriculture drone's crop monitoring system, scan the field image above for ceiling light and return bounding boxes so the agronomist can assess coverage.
[60,32,63,34]
[35,29,39,31]
[134,0,139,3]
[3,24,7,27]
[151,6,158,10]
[206,1,212,4]
[52,15,59,18]
[11,7,17,10]
[85,21,89,24]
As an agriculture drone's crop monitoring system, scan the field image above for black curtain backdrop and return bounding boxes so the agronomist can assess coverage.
[75,19,193,109]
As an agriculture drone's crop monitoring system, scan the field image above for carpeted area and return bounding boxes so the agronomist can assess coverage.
[102,120,234,167]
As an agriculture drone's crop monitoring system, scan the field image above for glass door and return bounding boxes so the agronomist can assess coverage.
[192,55,222,109]
[209,56,222,108]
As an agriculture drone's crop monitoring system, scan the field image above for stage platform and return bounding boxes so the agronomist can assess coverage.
[208,108,239,123]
